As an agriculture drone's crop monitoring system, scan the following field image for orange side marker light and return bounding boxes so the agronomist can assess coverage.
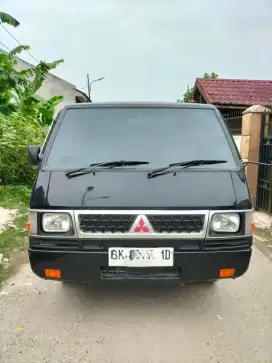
[45,269,61,279]
[26,221,31,231]
[251,222,256,231]
[219,268,235,278]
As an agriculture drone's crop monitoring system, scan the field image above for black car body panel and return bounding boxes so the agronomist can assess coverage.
[29,171,50,209]
[230,171,252,209]
[30,169,252,210]
[28,102,253,283]
[29,246,251,283]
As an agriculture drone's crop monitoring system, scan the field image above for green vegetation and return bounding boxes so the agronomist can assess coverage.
[0,112,45,184]
[0,11,20,27]
[0,11,64,185]
[181,72,219,102]
[0,11,63,282]
[0,45,64,124]
[0,186,31,283]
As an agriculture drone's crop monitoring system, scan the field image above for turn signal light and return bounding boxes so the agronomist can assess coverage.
[45,269,61,279]
[219,268,235,278]
[26,221,31,231]
[251,222,256,231]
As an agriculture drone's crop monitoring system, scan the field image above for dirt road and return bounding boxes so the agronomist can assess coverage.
[0,247,272,363]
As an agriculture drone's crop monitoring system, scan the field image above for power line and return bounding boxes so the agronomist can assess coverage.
[0,22,39,63]
[0,41,11,52]
[0,23,67,89]
[0,22,81,92]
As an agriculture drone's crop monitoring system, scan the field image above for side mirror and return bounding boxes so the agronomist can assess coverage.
[28,145,41,165]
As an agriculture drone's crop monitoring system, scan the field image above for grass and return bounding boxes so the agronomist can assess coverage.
[0,185,31,283]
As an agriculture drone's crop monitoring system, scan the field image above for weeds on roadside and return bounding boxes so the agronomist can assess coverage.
[0,186,31,283]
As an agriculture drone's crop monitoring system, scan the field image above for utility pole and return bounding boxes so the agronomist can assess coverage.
[87,74,91,99]
[87,74,105,100]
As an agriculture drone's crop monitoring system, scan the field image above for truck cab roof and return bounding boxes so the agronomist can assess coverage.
[62,101,218,111]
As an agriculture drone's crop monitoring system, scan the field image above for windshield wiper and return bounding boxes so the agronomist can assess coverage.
[66,160,149,179]
[147,159,227,179]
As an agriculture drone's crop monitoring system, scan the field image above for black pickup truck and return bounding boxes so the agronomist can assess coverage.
[27,102,253,283]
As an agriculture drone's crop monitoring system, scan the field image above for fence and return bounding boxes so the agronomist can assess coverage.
[256,113,272,214]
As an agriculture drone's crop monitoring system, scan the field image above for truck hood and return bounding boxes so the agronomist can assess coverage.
[41,170,242,209]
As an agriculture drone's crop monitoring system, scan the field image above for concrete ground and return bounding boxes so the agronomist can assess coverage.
[0,246,272,363]
[254,211,272,260]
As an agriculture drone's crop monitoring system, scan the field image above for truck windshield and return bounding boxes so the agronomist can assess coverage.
[44,107,237,170]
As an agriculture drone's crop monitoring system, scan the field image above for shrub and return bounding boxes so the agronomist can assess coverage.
[0,113,45,185]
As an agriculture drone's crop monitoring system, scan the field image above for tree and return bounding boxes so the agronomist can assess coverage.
[0,11,64,185]
[182,86,194,103]
[0,112,46,184]
[203,72,218,79]
[0,12,20,27]
[181,72,219,102]
[0,44,64,124]
[37,96,64,126]
[14,59,64,120]
[0,46,30,115]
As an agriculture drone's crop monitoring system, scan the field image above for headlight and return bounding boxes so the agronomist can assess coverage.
[211,213,240,233]
[42,213,71,232]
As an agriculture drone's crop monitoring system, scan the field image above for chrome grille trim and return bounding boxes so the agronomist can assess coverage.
[74,210,210,239]
[28,209,253,239]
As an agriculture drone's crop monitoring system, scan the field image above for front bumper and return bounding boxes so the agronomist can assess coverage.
[28,236,252,283]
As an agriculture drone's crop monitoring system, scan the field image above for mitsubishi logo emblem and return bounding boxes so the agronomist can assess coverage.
[134,218,149,232]
[130,215,154,233]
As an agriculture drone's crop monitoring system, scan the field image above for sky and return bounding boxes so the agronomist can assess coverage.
[1,0,272,102]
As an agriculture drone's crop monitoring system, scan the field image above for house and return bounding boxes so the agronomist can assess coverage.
[192,78,272,150]
[192,78,272,214]
[0,49,90,111]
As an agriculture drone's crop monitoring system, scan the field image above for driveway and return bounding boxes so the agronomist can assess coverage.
[0,246,271,363]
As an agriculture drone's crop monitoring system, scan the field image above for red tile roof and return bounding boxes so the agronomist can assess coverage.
[194,78,272,106]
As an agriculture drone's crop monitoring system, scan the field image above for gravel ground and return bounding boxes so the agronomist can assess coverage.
[0,246,272,363]
[0,207,17,233]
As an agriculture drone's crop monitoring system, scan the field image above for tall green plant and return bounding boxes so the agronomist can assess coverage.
[0,11,64,186]
[15,60,64,118]
[37,96,63,126]
[0,113,45,185]
[0,12,20,27]
[0,45,64,124]
[0,46,31,115]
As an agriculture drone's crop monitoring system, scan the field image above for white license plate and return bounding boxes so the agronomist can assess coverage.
[108,247,174,267]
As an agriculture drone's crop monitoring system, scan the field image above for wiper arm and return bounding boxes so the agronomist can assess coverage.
[66,160,149,179]
[147,159,227,179]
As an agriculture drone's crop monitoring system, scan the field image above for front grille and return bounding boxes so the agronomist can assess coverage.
[148,215,205,233]
[79,214,136,233]
[78,213,205,234]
